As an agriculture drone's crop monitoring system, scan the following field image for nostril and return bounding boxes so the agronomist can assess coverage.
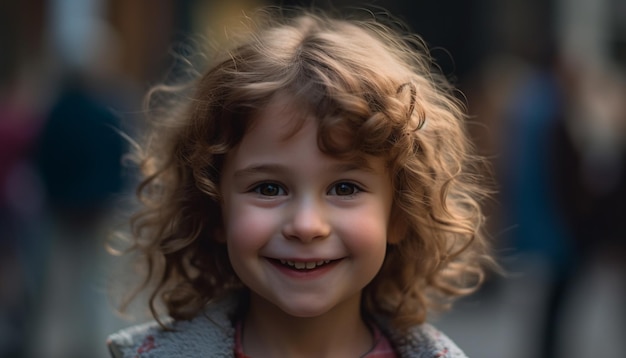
[282,200,331,241]
[285,219,330,240]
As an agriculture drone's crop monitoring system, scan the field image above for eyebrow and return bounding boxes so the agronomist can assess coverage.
[233,161,375,178]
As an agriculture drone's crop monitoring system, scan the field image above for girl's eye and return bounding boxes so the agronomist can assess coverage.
[329,182,360,196]
[253,183,286,196]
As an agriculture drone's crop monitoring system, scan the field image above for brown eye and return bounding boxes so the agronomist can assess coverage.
[330,182,360,196]
[254,183,285,196]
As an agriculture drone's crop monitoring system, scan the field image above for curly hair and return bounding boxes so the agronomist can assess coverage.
[118,8,495,330]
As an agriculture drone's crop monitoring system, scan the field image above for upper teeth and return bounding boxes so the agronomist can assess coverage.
[280,260,331,269]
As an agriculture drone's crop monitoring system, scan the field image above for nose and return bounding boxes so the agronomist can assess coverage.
[282,198,331,242]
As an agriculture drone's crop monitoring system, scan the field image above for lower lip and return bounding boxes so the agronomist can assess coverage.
[267,259,341,279]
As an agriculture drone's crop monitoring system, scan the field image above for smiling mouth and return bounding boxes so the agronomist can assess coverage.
[276,259,332,270]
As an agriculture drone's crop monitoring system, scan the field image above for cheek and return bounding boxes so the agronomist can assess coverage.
[335,206,389,257]
[223,203,278,250]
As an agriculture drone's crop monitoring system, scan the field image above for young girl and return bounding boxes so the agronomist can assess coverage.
[107,8,494,358]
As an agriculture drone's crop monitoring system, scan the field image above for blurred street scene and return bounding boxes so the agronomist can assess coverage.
[1,0,624,357]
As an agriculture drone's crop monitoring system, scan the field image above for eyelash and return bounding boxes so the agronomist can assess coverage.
[252,182,286,196]
[251,182,363,197]
[328,182,362,196]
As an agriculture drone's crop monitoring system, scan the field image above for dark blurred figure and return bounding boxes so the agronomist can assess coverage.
[30,25,132,357]
[553,62,626,268]
[490,58,573,358]
[36,76,126,230]
[546,60,626,357]
[478,6,626,355]
[467,2,578,356]
[0,2,47,357]
[28,72,127,358]
[0,76,44,358]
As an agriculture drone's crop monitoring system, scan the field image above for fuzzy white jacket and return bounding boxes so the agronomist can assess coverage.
[107,297,468,358]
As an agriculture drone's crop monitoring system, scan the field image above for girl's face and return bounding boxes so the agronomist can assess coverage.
[219,98,393,320]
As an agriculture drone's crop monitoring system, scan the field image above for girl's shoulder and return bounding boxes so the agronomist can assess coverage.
[106,298,237,358]
[380,319,468,358]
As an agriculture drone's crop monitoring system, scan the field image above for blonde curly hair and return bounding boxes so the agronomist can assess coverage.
[118,8,495,330]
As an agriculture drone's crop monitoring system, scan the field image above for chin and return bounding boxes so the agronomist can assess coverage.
[265,296,337,319]
[279,303,331,318]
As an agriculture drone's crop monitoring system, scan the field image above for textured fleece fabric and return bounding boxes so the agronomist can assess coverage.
[107,297,467,358]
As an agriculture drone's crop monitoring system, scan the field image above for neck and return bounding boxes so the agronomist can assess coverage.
[242,293,373,358]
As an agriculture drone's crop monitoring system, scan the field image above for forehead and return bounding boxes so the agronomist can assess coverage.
[246,95,307,141]
[235,94,374,169]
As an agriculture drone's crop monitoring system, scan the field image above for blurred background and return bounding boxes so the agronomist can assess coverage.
[1,0,624,357]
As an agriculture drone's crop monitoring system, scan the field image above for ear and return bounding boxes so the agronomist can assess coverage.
[387,205,409,244]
